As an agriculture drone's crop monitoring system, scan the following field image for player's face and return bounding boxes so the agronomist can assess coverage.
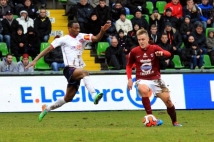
[69,23,80,36]
[137,34,149,49]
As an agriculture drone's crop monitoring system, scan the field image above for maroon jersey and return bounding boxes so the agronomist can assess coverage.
[126,45,171,80]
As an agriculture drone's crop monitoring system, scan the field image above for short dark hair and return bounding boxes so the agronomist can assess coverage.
[6,53,13,58]
[161,33,168,37]
[68,20,78,27]
[99,0,106,2]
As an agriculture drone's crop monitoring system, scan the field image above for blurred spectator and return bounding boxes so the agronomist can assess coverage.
[206,29,214,65]
[2,10,19,52]
[198,0,213,28]
[179,15,194,45]
[103,19,117,44]
[16,10,34,34]
[17,53,34,72]
[192,23,207,54]
[181,34,195,68]
[187,41,204,69]
[44,36,65,71]
[116,29,127,54]
[127,0,149,15]
[164,0,183,19]
[86,12,101,50]
[65,0,79,14]
[66,0,94,33]
[160,8,179,32]
[94,0,111,26]
[110,1,126,23]
[0,53,17,72]
[109,0,127,7]
[89,0,109,8]
[105,38,126,69]
[115,11,132,35]
[149,8,161,33]
[126,23,140,53]
[163,22,182,56]
[182,0,200,24]
[0,19,3,43]
[11,26,27,62]
[149,24,160,44]
[158,33,174,70]
[19,0,38,20]
[34,8,51,42]
[0,0,12,19]
[131,9,149,31]
[26,26,40,59]
[13,0,24,15]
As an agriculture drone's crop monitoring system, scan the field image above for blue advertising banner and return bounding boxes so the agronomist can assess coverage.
[183,74,214,109]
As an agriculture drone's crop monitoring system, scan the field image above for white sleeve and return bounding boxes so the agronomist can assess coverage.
[51,37,63,48]
[79,33,93,42]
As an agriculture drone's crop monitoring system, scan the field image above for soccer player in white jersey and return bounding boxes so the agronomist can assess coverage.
[26,20,111,122]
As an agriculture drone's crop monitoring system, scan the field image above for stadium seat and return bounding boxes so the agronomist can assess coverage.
[97,42,109,58]
[13,15,18,19]
[0,42,8,56]
[146,1,154,14]
[180,42,184,49]
[203,54,214,68]
[156,1,167,14]
[144,15,149,24]
[126,14,134,20]
[34,57,51,70]
[206,28,214,37]
[12,56,17,63]
[40,42,50,52]
[172,55,185,69]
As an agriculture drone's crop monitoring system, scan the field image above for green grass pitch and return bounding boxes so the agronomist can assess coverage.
[1,110,214,142]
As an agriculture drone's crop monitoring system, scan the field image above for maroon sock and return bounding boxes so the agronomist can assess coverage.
[167,105,177,123]
[142,97,152,114]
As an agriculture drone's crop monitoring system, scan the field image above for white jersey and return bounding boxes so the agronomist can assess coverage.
[51,33,93,68]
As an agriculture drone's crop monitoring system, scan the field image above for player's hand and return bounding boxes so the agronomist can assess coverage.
[155,51,163,56]
[101,23,111,32]
[25,60,36,69]
[127,79,133,90]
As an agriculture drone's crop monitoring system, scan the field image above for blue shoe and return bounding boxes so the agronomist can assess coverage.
[38,104,48,122]
[93,93,103,105]
[156,119,163,126]
[173,122,182,126]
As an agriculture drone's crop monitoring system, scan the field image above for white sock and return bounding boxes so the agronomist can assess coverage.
[46,98,66,111]
[83,76,97,98]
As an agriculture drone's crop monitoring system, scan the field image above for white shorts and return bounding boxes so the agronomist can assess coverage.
[135,79,168,97]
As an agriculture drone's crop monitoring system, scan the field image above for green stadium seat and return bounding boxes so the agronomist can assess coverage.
[206,28,214,37]
[97,42,109,58]
[12,56,17,63]
[13,15,18,19]
[126,14,134,20]
[172,55,185,69]
[144,15,149,24]
[58,0,67,3]
[180,42,185,49]
[0,42,8,56]
[34,57,51,70]
[203,54,214,68]
[40,42,50,52]
[156,1,167,14]
[146,1,154,14]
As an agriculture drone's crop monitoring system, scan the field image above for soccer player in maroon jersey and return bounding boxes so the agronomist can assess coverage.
[126,29,182,126]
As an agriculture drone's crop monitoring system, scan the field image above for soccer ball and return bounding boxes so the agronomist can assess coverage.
[142,114,157,127]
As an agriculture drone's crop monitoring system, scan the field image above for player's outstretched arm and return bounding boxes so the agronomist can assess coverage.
[92,23,111,42]
[25,46,54,69]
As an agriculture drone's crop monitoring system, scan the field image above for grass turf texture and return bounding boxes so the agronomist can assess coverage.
[1,110,214,142]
